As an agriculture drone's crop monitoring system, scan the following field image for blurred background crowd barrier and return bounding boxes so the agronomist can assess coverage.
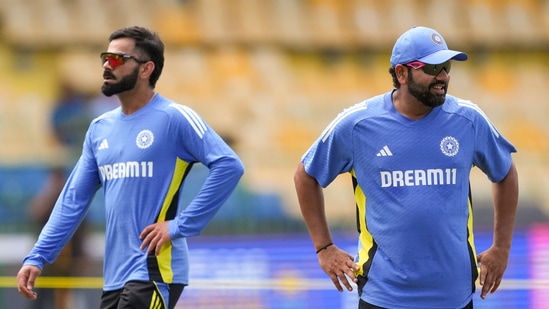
[0,0,548,308]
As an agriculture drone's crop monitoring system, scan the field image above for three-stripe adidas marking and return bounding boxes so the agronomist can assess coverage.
[376,145,392,157]
[98,139,109,150]
[169,103,208,139]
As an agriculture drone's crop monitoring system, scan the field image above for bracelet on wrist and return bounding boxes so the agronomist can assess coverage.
[316,242,333,254]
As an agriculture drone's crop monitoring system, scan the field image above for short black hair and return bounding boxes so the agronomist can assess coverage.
[108,26,164,88]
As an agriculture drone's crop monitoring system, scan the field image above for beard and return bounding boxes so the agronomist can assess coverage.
[407,73,447,108]
[101,66,139,97]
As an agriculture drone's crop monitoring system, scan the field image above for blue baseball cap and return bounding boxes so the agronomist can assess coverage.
[390,26,468,67]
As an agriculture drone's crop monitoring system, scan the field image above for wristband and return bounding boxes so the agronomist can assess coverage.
[316,242,333,254]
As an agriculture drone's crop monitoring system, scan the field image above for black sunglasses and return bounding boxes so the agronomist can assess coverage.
[405,60,452,76]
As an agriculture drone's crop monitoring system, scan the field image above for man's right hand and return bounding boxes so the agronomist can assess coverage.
[318,244,359,292]
[17,265,41,300]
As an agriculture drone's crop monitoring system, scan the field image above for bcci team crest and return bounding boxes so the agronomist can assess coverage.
[430,32,444,46]
[440,136,459,157]
[136,130,154,149]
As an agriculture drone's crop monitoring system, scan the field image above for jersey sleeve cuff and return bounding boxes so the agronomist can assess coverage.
[168,220,182,239]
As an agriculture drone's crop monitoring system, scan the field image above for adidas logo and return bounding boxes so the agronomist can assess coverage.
[376,145,393,157]
[98,139,109,150]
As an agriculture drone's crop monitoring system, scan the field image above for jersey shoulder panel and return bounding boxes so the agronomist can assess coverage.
[442,95,502,138]
[150,95,209,140]
[85,108,120,142]
[320,93,389,142]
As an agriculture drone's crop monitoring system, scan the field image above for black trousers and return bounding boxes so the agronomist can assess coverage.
[359,299,473,309]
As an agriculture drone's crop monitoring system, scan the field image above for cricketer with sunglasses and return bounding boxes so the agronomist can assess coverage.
[295,26,518,309]
[17,26,244,308]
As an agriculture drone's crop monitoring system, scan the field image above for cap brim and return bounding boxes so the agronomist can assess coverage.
[418,50,468,64]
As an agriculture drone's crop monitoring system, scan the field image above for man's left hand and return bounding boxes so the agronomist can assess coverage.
[477,246,509,299]
[140,221,172,256]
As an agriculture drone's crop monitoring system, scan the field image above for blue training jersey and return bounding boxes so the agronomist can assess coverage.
[302,91,516,309]
[24,93,244,291]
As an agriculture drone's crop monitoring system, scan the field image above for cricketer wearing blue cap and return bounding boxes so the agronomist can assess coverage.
[294,26,519,309]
